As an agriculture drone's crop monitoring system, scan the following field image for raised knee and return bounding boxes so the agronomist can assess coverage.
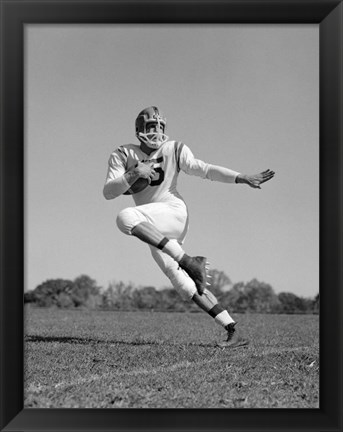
[116,208,136,235]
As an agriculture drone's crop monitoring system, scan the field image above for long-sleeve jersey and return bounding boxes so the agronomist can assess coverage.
[103,140,240,206]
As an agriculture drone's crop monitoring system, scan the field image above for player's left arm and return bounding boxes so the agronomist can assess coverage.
[178,143,239,182]
[178,143,275,187]
[235,170,275,189]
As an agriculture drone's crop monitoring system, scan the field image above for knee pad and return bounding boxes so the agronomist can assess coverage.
[116,207,146,235]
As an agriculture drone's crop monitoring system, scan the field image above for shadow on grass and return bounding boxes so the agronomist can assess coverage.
[25,334,214,348]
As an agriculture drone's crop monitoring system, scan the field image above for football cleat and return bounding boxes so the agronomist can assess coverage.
[179,254,208,295]
[217,322,249,348]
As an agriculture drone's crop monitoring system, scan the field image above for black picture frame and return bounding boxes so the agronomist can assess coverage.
[1,1,342,431]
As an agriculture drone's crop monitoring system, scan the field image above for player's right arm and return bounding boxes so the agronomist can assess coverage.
[103,150,155,200]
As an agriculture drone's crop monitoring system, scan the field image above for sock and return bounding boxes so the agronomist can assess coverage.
[158,238,185,262]
[213,310,235,328]
[192,291,235,328]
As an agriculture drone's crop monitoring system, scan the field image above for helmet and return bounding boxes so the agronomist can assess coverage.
[135,106,169,149]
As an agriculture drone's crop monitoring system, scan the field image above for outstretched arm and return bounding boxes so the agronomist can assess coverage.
[177,143,275,187]
[235,169,275,189]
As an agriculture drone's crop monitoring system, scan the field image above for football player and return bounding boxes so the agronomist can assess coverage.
[103,106,275,348]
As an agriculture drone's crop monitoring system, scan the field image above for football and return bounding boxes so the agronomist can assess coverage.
[123,177,150,195]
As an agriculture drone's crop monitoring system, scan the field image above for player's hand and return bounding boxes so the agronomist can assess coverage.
[133,161,156,184]
[237,169,275,189]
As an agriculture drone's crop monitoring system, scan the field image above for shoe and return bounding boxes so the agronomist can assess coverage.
[217,322,249,348]
[179,254,208,295]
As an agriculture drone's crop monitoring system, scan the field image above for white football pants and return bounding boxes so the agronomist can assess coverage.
[116,201,197,300]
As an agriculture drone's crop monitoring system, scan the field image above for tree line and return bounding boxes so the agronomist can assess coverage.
[24,271,319,314]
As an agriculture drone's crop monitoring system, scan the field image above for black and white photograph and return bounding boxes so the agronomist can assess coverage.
[1,1,343,431]
[22,23,320,409]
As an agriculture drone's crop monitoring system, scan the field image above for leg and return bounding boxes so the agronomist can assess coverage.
[150,245,196,301]
[151,246,248,348]
[193,289,249,347]
[150,247,234,326]
[116,204,186,260]
[131,221,210,295]
[192,290,235,327]
[116,203,209,294]
[131,221,184,261]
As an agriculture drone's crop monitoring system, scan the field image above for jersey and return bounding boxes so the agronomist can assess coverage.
[105,140,185,206]
[104,140,240,205]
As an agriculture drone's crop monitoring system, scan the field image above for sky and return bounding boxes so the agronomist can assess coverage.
[25,24,319,297]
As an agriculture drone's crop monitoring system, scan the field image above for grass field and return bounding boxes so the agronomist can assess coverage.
[24,306,319,408]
